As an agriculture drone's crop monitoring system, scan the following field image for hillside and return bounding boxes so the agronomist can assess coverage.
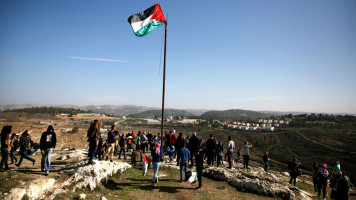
[200,109,273,121]
[129,109,195,119]
[0,104,209,117]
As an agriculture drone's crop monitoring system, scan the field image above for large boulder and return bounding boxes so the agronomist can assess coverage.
[203,167,306,200]
[65,160,132,190]
[5,188,26,200]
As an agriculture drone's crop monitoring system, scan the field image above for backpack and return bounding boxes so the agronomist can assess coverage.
[127,139,132,144]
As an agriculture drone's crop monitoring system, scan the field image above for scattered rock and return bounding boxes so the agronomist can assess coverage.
[78,193,86,199]
[160,163,180,170]
[26,178,56,199]
[58,149,86,161]
[5,188,26,200]
[282,172,290,176]
[101,197,107,200]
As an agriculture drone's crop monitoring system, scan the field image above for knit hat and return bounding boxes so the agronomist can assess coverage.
[319,163,329,177]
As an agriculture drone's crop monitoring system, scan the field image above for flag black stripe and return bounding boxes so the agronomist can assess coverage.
[128,5,155,24]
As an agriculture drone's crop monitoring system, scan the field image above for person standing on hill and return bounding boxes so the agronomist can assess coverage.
[188,132,200,167]
[147,132,153,151]
[118,135,126,160]
[1,126,13,171]
[206,134,217,167]
[178,143,190,182]
[317,162,329,199]
[104,125,116,162]
[312,161,319,192]
[176,132,185,166]
[227,136,235,169]
[40,125,57,175]
[87,120,101,164]
[170,130,177,150]
[242,141,253,169]
[288,158,301,186]
[216,141,224,167]
[135,131,142,151]
[114,131,120,156]
[94,123,103,161]
[151,143,161,186]
[141,132,148,154]
[263,152,269,172]
[164,131,170,152]
[195,148,204,190]
[16,130,35,167]
[9,133,19,165]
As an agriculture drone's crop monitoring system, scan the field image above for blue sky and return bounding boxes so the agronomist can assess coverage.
[1,0,355,113]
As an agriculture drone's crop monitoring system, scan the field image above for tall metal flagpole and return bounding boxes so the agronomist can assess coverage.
[160,19,167,146]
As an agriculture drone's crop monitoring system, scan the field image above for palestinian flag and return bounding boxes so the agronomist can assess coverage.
[142,153,151,176]
[188,171,198,184]
[128,4,166,37]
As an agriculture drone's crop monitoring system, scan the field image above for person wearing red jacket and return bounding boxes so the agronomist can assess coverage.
[170,130,177,149]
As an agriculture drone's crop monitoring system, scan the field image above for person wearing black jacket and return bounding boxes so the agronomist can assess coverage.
[206,134,216,166]
[104,125,116,162]
[87,120,102,164]
[188,132,200,167]
[9,133,19,165]
[176,132,185,166]
[195,148,204,190]
[216,141,224,167]
[40,125,56,175]
[1,126,13,171]
[118,135,126,160]
[16,130,35,167]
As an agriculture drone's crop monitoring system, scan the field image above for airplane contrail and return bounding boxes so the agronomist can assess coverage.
[69,56,130,63]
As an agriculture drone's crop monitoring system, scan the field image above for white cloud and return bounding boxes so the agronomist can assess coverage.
[69,56,130,63]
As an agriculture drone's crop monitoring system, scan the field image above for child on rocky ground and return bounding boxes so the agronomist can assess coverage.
[167,146,175,163]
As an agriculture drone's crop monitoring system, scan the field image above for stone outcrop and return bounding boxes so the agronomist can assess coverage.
[5,188,26,200]
[5,149,131,200]
[64,160,131,190]
[203,167,312,200]
[160,163,180,170]
[58,149,86,160]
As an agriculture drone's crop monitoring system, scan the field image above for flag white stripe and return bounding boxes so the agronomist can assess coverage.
[131,14,154,32]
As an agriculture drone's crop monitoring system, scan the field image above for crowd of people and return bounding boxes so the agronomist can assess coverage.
[0,125,56,176]
[0,122,353,198]
[287,157,352,200]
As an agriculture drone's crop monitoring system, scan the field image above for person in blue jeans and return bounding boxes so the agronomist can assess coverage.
[40,125,57,176]
[178,143,191,182]
[1,126,13,171]
[227,136,235,169]
[87,120,102,164]
[16,130,35,167]
[9,133,19,164]
[151,143,161,186]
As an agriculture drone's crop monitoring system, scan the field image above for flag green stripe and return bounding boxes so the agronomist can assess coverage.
[134,20,165,37]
